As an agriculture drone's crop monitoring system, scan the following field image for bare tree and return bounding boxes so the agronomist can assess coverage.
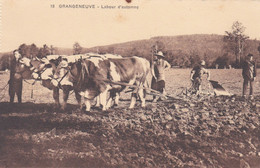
[30,43,39,58]
[73,42,82,55]
[224,21,249,67]
[38,44,50,58]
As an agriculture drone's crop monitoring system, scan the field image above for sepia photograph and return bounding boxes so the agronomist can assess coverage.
[0,0,260,167]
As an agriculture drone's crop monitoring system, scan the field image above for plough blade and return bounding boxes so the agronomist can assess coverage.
[209,80,232,96]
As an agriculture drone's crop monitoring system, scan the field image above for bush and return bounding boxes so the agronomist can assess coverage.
[0,54,12,70]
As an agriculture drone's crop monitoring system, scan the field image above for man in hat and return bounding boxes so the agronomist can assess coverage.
[9,50,23,103]
[151,51,171,102]
[242,53,257,99]
[190,60,210,95]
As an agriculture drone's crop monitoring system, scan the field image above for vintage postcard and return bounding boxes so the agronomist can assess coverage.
[0,0,260,167]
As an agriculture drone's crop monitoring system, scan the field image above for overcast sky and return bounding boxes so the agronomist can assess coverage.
[1,0,260,52]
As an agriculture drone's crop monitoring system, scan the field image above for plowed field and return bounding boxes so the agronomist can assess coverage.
[0,69,260,167]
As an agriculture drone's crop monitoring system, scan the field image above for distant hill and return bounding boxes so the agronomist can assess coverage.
[84,34,260,67]
[85,34,225,55]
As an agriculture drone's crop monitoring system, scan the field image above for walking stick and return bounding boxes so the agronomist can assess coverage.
[257,44,260,67]
[151,45,157,80]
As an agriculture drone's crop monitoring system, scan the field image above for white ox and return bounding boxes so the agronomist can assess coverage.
[51,55,150,111]
[50,53,123,110]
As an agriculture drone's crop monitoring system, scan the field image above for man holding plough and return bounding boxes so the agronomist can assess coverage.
[190,60,210,96]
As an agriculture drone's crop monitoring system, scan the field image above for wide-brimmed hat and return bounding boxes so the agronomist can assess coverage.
[200,60,206,66]
[155,51,164,57]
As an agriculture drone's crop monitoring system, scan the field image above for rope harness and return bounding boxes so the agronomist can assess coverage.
[51,66,71,90]
[17,59,54,99]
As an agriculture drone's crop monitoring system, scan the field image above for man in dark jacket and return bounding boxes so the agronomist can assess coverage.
[242,53,257,99]
[9,50,23,103]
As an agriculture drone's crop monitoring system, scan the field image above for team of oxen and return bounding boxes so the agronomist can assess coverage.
[15,53,153,112]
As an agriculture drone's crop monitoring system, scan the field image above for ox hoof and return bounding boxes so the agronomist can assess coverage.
[82,106,91,113]
[100,104,108,111]
[112,103,118,108]
[84,110,91,114]
[80,106,90,113]
[102,106,110,111]
[81,106,91,114]
[95,103,100,107]
[102,108,108,111]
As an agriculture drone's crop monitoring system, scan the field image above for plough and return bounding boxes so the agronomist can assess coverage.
[101,79,176,99]
[209,80,232,96]
[176,79,232,100]
[102,78,233,101]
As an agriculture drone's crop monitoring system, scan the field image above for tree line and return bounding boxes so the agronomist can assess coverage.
[0,42,83,70]
[0,44,52,70]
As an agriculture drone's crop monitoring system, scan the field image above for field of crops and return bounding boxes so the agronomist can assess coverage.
[0,69,260,167]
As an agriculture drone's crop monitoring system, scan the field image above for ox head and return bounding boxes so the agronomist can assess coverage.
[13,50,22,61]
[16,57,56,81]
[15,57,33,79]
[51,57,101,92]
[51,59,73,88]
[31,58,56,81]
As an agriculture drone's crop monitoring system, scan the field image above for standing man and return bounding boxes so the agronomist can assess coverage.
[151,51,171,102]
[242,53,257,99]
[9,50,23,103]
[190,60,210,95]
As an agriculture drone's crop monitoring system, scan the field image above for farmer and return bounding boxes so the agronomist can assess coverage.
[9,49,23,103]
[151,51,171,102]
[242,53,257,99]
[190,60,210,95]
